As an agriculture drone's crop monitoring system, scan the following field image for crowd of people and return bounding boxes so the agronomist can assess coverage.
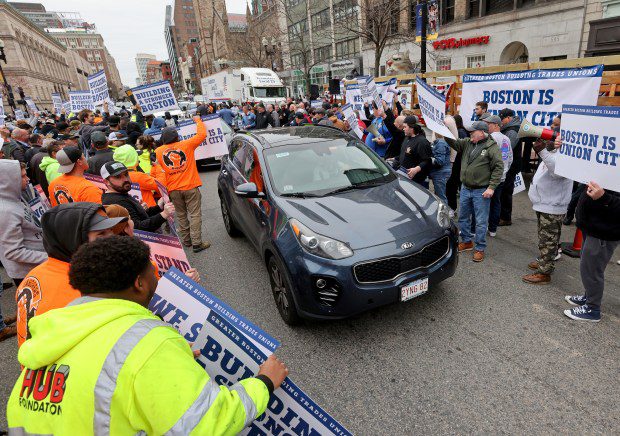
[0,86,617,432]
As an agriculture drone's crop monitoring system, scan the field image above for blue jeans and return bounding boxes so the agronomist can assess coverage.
[431,173,449,203]
[459,185,491,251]
[488,182,504,232]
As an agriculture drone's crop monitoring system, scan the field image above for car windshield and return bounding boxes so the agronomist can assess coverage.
[264,139,396,197]
[253,87,286,98]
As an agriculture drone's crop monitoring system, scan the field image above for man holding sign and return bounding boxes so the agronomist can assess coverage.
[7,236,289,434]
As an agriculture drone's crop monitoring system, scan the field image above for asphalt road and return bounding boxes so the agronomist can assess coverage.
[1,169,619,434]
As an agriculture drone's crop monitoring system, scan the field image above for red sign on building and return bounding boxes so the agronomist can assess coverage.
[433,36,490,50]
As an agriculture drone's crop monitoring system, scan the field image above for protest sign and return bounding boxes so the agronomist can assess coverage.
[25,97,38,114]
[62,101,71,113]
[415,78,455,139]
[460,65,603,126]
[83,173,143,202]
[130,80,179,116]
[357,76,379,107]
[513,172,526,195]
[69,91,95,112]
[377,78,397,104]
[134,230,190,277]
[22,184,51,227]
[344,82,367,120]
[311,100,323,109]
[555,104,620,192]
[397,84,413,109]
[151,268,352,436]
[51,93,63,115]
[151,114,228,160]
[341,103,363,140]
[14,109,24,120]
[88,70,110,108]
[155,180,177,236]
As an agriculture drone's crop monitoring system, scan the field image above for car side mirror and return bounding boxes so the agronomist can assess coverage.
[235,182,265,199]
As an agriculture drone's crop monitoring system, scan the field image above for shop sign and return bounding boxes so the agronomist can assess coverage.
[433,36,490,50]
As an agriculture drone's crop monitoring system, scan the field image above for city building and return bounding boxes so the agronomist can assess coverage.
[169,0,200,94]
[135,53,156,86]
[0,1,94,112]
[164,5,182,92]
[582,0,620,57]
[144,59,174,88]
[67,49,95,90]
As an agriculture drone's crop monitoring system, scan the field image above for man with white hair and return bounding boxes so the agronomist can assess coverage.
[8,128,31,163]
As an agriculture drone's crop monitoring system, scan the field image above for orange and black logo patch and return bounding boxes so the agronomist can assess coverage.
[53,185,74,205]
[162,149,187,171]
[16,276,42,343]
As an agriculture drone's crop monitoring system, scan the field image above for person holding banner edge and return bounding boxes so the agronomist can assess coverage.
[7,236,289,435]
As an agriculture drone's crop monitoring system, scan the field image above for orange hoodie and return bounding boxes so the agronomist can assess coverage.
[155,117,206,192]
[48,174,102,206]
[129,170,159,207]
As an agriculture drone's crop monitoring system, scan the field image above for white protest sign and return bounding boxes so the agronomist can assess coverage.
[415,78,455,139]
[357,76,379,107]
[344,82,367,120]
[155,179,177,236]
[25,97,38,113]
[341,103,363,140]
[69,91,94,112]
[151,115,228,160]
[556,104,620,192]
[460,65,603,126]
[151,268,352,436]
[24,184,51,227]
[51,93,63,115]
[14,109,25,120]
[134,230,190,278]
[397,84,413,109]
[311,100,323,109]
[513,172,526,195]
[377,78,398,104]
[88,70,110,108]
[62,101,71,113]
[131,80,179,116]
[83,173,143,202]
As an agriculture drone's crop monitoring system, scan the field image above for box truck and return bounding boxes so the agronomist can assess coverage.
[200,68,287,105]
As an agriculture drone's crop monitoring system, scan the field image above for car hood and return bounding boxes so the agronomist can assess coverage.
[280,179,441,250]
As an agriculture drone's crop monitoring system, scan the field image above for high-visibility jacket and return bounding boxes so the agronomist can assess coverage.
[7,297,270,435]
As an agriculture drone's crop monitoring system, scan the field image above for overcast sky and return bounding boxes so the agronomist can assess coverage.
[25,0,248,87]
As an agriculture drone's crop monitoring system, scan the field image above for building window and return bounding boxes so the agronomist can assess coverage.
[335,38,358,60]
[291,53,303,67]
[467,55,485,68]
[468,0,480,18]
[539,55,568,61]
[441,0,455,24]
[436,58,452,71]
[314,45,332,63]
[94,52,101,61]
[485,0,513,15]
[311,8,330,30]
[86,51,94,61]
[334,0,357,21]
[288,19,308,37]
[287,0,303,7]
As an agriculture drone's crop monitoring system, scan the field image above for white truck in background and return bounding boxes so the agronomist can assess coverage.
[200,68,287,106]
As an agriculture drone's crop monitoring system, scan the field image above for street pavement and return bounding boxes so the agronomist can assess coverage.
[1,169,619,434]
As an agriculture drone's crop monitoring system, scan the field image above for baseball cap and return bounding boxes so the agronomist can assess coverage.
[498,108,515,120]
[103,204,131,235]
[113,144,139,168]
[56,146,83,174]
[403,115,419,128]
[100,161,128,179]
[88,210,128,232]
[108,131,128,141]
[466,121,489,133]
[482,114,502,125]
[91,131,107,146]
[161,126,179,144]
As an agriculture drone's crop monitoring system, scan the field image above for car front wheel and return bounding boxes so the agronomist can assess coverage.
[267,256,301,325]
[220,196,241,237]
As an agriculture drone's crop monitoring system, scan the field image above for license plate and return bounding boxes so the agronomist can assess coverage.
[400,277,429,302]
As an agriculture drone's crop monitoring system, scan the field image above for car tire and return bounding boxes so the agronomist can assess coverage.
[220,196,241,237]
[267,255,301,326]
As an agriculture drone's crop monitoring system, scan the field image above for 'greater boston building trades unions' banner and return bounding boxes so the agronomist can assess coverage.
[87,70,110,108]
[460,65,603,126]
[151,114,228,160]
[416,78,455,140]
[69,91,94,112]
[556,104,620,192]
[151,268,352,436]
[130,80,179,116]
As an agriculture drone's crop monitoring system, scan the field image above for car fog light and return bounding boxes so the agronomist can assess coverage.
[316,278,327,289]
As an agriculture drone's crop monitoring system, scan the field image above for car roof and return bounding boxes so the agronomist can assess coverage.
[236,125,354,149]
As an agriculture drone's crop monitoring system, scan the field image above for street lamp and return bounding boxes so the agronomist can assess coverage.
[262,37,279,71]
[0,38,16,113]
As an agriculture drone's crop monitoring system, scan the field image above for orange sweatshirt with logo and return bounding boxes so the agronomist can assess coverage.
[15,258,80,347]
[48,174,102,207]
[155,117,207,192]
[129,170,159,208]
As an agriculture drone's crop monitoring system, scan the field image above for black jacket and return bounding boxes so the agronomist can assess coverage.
[394,134,433,183]
[87,148,115,176]
[101,192,165,233]
[576,189,620,241]
[383,107,403,159]
[41,202,103,262]
[255,111,274,130]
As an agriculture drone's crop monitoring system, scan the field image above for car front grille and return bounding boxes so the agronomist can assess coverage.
[353,236,451,284]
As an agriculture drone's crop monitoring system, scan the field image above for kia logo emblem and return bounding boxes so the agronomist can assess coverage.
[401,242,415,250]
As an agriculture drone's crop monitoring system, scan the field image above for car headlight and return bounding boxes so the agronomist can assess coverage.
[437,201,455,228]
[289,218,353,260]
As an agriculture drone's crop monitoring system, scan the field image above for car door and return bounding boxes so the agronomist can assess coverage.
[238,143,271,248]
[222,138,249,231]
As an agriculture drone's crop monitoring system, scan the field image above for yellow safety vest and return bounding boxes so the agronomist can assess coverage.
[7,297,269,435]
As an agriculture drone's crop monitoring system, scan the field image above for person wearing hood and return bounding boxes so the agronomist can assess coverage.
[48,146,102,206]
[0,160,47,289]
[164,111,177,127]
[155,116,210,252]
[14,202,125,346]
[113,145,159,207]
[38,141,65,195]
[7,236,288,435]
[497,108,522,226]
[144,116,167,136]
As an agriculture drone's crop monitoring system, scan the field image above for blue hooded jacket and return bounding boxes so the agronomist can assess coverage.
[144,117,167,135]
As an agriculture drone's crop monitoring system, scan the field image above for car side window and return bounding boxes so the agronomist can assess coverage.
[243,145,265,193]
[230,139,246,171]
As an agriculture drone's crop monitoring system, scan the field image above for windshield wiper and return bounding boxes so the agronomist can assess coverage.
[280,192,321,198]
[321,181,384,196]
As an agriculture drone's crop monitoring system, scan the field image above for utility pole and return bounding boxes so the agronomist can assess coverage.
[420,0,427,82]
